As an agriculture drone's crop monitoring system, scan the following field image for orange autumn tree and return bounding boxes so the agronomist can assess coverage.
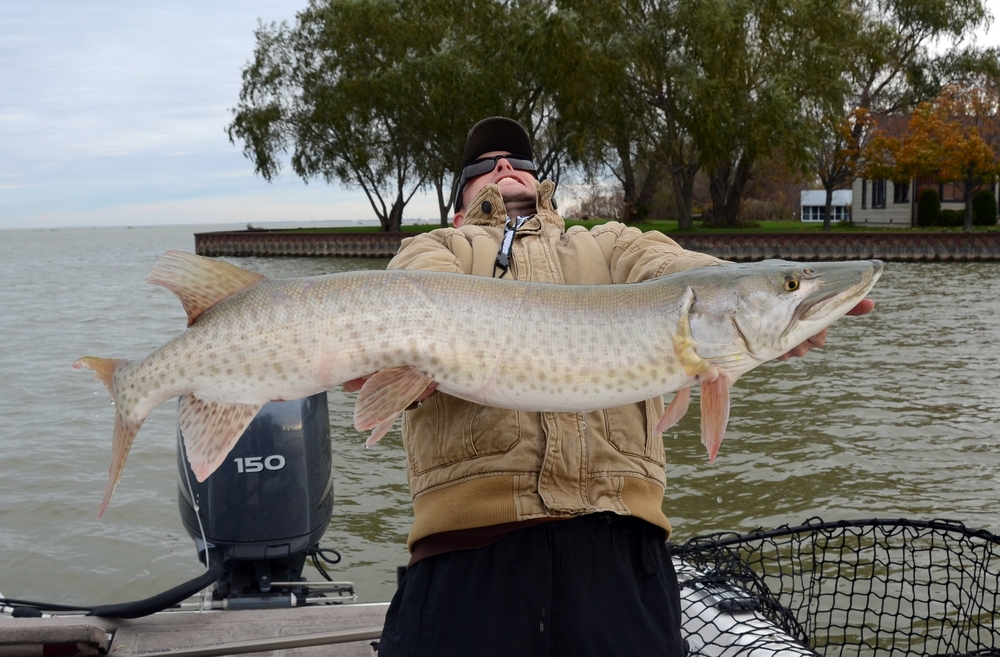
[867,85,1000,231]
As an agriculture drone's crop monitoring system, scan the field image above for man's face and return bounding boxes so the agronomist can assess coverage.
[459,150,537,213]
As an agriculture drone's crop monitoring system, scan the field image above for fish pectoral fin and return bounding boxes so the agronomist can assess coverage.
[99,410,144,518]
[365,417,401,447]
[178,394,263,482]
[699,369,733,464]
[354,366,434,446]
[146,250,266,326]
[655,387,691,434]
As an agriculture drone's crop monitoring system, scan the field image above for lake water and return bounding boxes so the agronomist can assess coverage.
[1,224,998,606]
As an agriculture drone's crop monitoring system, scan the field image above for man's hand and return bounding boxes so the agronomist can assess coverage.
[777,298,874,361]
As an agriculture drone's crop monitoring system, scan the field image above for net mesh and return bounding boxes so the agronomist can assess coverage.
[668,518,1000,657]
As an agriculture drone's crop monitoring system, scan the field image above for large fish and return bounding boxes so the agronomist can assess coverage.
[76,251,883,516]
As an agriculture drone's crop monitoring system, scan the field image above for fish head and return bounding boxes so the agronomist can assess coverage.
[688,259,884,371]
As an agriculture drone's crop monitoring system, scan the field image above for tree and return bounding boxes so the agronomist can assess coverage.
[229,0,441,231]
[814,108,874,231]
[809,0,992,231]
[229,0,580,229]
[868,81,1000,231]
[553,0,670,223]
[675,0,855,227]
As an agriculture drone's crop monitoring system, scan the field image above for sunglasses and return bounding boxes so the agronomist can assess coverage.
[455,154,537,212]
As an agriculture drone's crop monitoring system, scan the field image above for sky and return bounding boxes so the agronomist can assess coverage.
[2,1,1000,231]
[0,0,445,231]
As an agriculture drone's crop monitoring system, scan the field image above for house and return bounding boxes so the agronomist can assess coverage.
[850,112,999,227]
[800,190,852,223]
[851,176,999,227]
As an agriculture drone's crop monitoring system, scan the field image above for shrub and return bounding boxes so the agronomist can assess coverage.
[937,209,964,227]
[916,189,940,227]
[741,198,795,224]
[972,190,998,226]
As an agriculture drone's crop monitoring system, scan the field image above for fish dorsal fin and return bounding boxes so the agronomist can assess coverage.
[147,250,265,326]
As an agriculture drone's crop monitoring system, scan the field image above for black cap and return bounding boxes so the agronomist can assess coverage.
[462,117,533,168]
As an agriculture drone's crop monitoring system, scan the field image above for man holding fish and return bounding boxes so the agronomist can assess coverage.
[358,118,875,656]
[76,117,878,653]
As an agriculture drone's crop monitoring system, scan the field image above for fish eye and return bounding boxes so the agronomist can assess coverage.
[783,277,800,291]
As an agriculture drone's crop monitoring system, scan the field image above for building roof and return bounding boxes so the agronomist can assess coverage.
[801,190,852,206]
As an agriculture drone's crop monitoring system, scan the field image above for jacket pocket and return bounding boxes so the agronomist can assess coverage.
[603,399,666,466]
[404,394,522,475]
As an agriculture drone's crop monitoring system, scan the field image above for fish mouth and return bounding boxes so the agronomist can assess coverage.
[798,260,883,322]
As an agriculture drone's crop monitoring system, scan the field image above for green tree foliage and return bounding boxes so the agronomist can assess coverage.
[916,187,940,226]
[228,0,436,231]
[228,0,571,229]
[228,0,995,230]
[678,0,856,227]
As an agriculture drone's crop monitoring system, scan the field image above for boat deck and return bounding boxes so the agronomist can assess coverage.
[1,602,389,656]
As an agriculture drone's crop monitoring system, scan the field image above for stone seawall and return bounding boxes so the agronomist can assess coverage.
[195,229,1000,261]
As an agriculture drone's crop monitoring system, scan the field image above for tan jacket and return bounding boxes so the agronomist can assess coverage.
[388,180,724,549]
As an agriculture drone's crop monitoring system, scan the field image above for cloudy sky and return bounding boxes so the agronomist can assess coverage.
[0,0,446,231]
[1,1,998,231]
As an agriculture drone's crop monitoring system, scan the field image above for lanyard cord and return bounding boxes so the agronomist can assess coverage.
[494,215,532,278]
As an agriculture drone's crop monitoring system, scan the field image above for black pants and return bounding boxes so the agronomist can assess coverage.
[378,513,684,657]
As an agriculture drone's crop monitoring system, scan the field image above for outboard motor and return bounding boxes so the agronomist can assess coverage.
[177,392,335,608]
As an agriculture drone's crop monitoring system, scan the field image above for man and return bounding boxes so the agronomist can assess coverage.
[362,117,872,656]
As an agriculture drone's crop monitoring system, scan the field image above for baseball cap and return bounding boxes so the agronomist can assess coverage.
[456,118,535,212]
[462,117,534,169]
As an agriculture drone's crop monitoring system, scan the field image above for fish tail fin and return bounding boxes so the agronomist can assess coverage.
[73,356,143,517]
[99,410,143,518]
[73,356,123,395]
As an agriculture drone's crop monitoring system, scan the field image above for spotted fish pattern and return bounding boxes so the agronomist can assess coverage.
[75,251,883,517]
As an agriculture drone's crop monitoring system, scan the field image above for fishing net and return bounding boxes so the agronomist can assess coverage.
[668,518,1000,657]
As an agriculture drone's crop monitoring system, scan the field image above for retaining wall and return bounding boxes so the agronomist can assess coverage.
[194,229,1000,262]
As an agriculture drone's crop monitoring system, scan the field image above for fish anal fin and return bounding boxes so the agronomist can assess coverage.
[178,394,263,482]
[146,250,265,326]
[655,387,691,434]
[73,357,124,395]
[354,366,434,444]
[98,410,144,518]
[699,370,733,463]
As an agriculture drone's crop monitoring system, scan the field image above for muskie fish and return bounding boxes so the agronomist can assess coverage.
[76,251,883,516]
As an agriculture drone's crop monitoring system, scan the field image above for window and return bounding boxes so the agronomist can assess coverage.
[939,183,964,201]
[894,181,910,204]
[872,179,886,209]
[801,206,849,222]
[861,179,867,209]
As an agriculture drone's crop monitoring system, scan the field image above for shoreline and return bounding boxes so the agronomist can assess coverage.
[195,229,1000,261]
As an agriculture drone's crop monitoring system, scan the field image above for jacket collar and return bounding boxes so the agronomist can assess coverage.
[461,179,564,232]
